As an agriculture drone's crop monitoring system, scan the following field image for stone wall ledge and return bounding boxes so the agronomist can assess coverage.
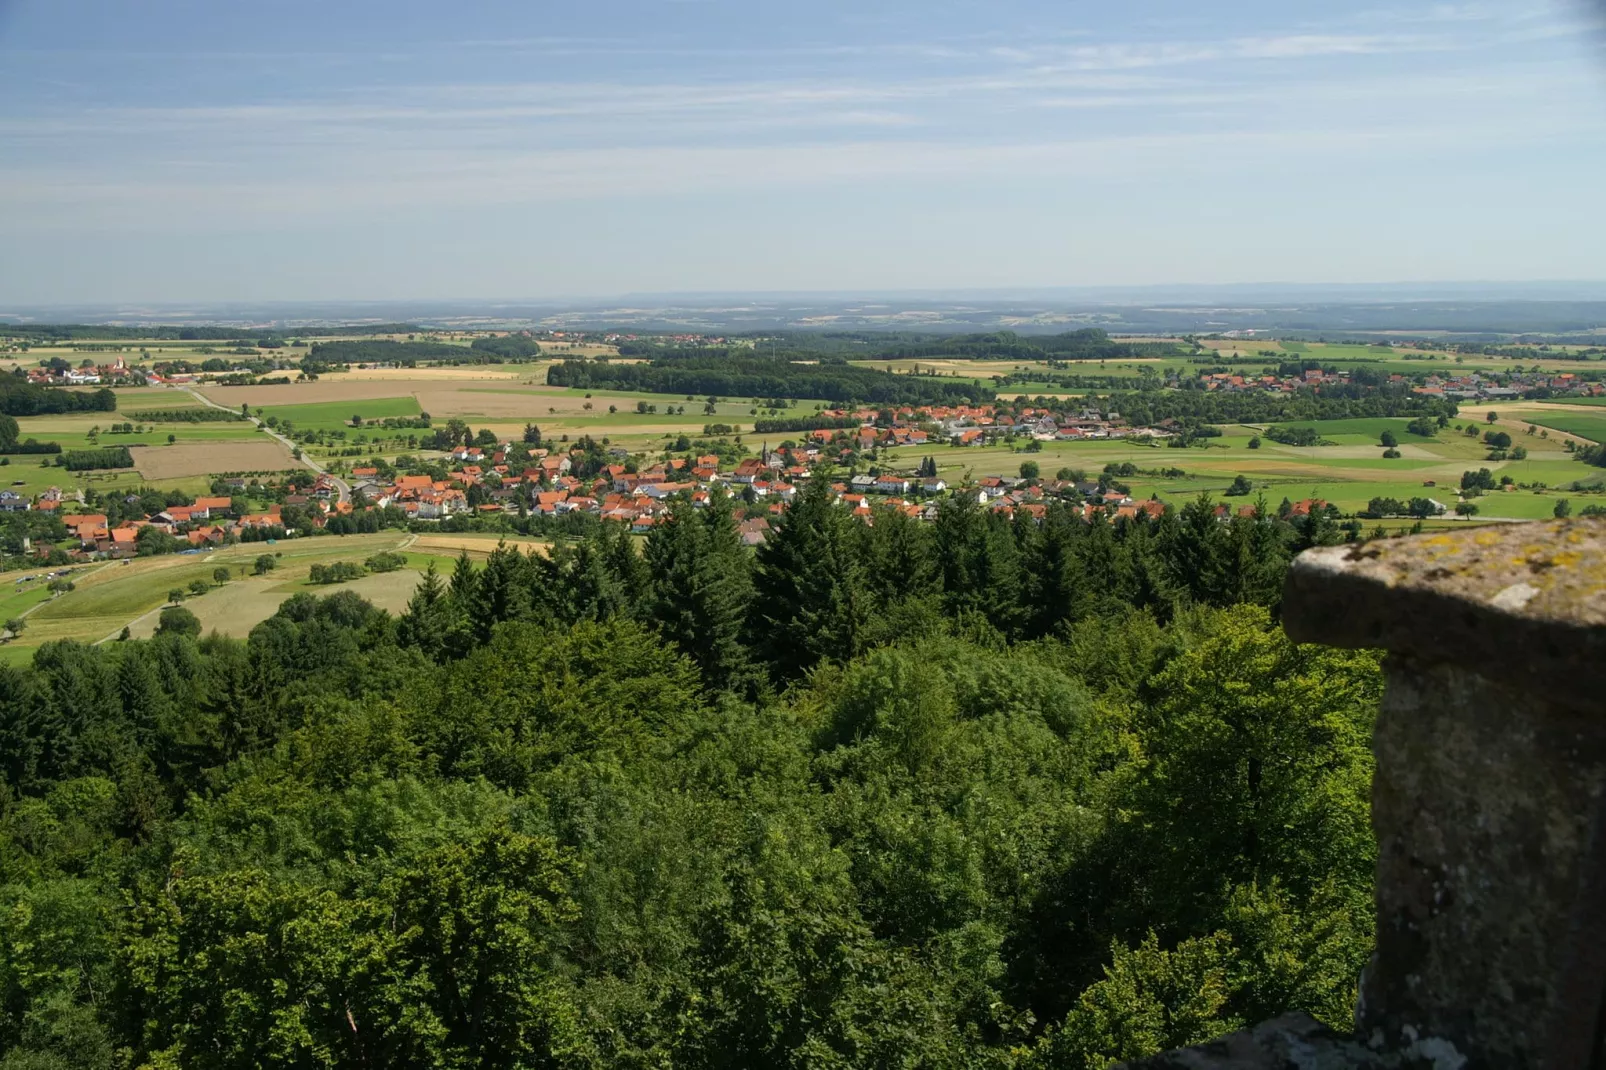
[1120,519,1606,1070]
[1282,518,1606,712]
[1119,1012,1465,1069]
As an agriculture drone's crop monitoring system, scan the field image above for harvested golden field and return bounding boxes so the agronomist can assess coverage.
[335,365,534,382]
[408,532,550,558]
[134,440,299,479]
[200,380,440,406]
[197,370,560,413]
[203,375,676,424]
[118,386,209,407]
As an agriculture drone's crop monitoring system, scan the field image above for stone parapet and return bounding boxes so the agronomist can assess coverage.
[1120,519,1606,1070]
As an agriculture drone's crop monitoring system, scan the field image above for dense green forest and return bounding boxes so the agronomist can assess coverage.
[617,330,1179,363]
[0,377,117,417]
[471,336,546,360]
[547,354,994,404]
[873,329,1182,362]
[58,446,134,472]
[306,340,475,365]
[1094,388,1457,428]
[0,486,1378,1069]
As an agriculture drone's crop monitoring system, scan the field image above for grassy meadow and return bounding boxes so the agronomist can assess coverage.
[0,529,558,662]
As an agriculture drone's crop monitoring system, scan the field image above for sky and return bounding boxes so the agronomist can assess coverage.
[1,0,1604,304]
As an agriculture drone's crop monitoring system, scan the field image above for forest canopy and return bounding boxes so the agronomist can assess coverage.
[0,490,1379,1069]
[0,375,116,416]
[547,353,995,404]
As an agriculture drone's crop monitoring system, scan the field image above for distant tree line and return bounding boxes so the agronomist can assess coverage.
[0,374,117,416]
[306,340,471,365]
[1264,426,1323,447]
[547,354,993,404]
[751,413,864,434]
[126,408,247,423]
[1106,388,1457,428]
[875,327,1184,362]
[0,323,423,343]
[470,335,544,360]
[59,445,134,471]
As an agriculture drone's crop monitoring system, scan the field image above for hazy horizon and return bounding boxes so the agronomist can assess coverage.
[2,0,1605,304]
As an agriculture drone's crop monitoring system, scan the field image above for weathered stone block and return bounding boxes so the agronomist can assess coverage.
[1284,520,1606,1068]
[1119,519,1606,1069]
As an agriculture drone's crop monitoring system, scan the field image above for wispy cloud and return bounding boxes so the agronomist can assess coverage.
[0,1,1600,229]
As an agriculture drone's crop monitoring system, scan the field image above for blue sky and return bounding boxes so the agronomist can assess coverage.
[1,0,1603,303]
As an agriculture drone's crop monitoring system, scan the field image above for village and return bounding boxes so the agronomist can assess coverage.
[6,400,1212,562]
[1199,364,1605,400]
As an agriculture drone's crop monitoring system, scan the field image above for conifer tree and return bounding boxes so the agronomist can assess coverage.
[598,521,651,614]
[1021,501,1084,636]
[748,474,869,680]
[859,504,938,607]
[469,542,531,642]
[448,550,478,607]
[934,494,1024,635]
[397,562,462,662]
[547,535,631,625]
[645,491,753,692]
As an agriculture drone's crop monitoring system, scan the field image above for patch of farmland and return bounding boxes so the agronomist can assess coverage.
[1528,413,1606,443]
[134,440,299,480]
[407,533,550,559]
[198,380,429,407]
[126,569,426,640]
[261,396,422,430]
[336,365,538,382]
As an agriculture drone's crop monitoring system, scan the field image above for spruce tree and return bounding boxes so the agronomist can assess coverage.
[860,505,938,607]
[469,542,531,641]
[448,550,478,607]
[398,562,463,662]
[1021,501,1084,637]
[645,492,753,692]
[934,495,1023,636]
[548,534,631,625]
[748,475,869,681]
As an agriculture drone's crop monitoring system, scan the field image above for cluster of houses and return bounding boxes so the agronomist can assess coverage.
[23,354,227,389]
[25,354,148,387]
[6,394,1378,560]
[1200,368,1354,393]
[1411,371,1604,401]
[349,447,809,532]
[1198,366,1604,402]
[53,494,269,555]
[9,480,349,558]
[319,419,1201,543]
[798,404,1172,447]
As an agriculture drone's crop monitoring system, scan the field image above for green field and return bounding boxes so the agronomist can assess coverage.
[0,530,565,660]
[1527,413,1606,443]
[22,535,401,641]
[261,396,424,431]
[0,582,61,622]
[1261,416,1456,445]
[880,413,1603,521]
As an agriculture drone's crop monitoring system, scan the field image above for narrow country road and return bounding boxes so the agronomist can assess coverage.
[179,386,352,503]
[1,560,116,642]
